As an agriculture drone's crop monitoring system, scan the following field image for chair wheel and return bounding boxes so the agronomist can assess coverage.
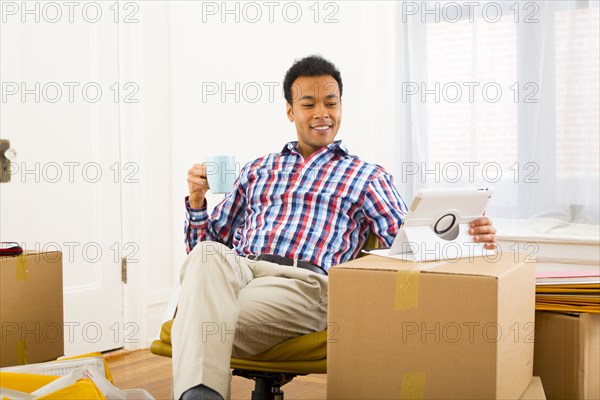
[273,386,283,400]
[250,388,283,400]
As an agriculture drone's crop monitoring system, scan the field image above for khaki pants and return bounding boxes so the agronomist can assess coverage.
[171,242,328,400]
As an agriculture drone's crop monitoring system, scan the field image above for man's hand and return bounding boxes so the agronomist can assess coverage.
[187,163,210,209]
[469,216,497,250]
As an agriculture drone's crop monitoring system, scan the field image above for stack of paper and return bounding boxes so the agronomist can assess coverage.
[535,267,600,313]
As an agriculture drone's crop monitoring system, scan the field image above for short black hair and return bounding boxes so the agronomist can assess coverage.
[283,55,343,105]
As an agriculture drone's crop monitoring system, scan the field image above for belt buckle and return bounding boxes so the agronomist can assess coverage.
[293,258,298,268]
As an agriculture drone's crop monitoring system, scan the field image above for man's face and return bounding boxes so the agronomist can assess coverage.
[286,75,342,158]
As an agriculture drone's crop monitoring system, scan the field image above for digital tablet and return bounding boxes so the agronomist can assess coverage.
[389,187,493,255]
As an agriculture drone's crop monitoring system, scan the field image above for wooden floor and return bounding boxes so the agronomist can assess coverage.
[106,349,326,400]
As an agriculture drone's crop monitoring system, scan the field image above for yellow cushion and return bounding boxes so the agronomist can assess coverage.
[241,330,327,362]
[159,320,174,344]
[230,357,326,374]
[151,320,327,373]
[150,339,172,358]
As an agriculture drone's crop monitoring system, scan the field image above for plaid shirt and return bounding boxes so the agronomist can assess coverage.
[185,141,407,270]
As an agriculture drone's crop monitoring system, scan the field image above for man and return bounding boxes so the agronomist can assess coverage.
[174,55,497,400]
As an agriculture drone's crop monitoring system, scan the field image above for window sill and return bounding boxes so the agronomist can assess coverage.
[494,218,599,265]
[494,218,599,245]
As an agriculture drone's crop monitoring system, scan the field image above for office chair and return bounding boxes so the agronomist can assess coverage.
[151,234,381,400]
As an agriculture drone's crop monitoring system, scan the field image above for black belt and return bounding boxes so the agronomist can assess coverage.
[247,254,327,276]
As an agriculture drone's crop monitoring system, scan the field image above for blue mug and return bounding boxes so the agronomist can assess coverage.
[206,155,236,194]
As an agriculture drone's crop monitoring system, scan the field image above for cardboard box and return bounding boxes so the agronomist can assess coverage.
[520,377,546,400]
[0,251,64,367]
[328,254,535,399]
[533,311,600,400]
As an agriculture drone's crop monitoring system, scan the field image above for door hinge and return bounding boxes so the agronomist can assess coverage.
[121,257,128,284]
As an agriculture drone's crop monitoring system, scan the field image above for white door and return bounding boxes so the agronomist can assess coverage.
[0,4,127,354]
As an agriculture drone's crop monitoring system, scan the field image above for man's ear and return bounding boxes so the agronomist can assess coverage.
[286,102,294,122]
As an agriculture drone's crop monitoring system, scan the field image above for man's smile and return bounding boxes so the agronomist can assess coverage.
[311,124,333,132]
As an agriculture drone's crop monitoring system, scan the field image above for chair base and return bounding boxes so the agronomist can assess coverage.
[232,369,300,400]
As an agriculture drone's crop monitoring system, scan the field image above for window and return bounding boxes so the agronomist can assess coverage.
[400,0,599,224]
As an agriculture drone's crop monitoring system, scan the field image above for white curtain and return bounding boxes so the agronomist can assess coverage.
[399,0,599,225]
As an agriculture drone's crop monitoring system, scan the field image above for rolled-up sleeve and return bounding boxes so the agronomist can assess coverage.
[184,163,250,253]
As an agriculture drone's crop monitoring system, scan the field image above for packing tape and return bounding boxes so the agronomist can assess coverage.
[16,255,28,280]
[400,371,426,400]
[394,269,420,310]
[16,340,28,365]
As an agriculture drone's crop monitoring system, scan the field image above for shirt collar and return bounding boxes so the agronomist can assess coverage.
[280,140,349,156]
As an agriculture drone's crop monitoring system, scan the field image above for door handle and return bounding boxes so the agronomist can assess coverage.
[0,139,17,183]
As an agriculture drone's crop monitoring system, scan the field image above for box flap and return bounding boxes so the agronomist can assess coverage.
[0,251,62,260]
[335,253,527,278]
[520,377,546,400]
[22,251,61,257]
